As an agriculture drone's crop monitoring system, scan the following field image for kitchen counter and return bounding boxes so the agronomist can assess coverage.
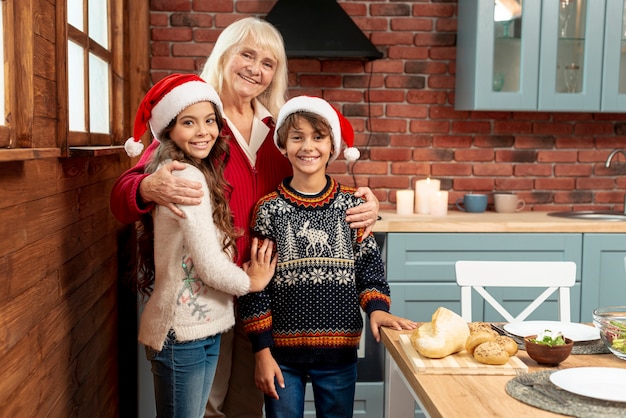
[373,211,626,233]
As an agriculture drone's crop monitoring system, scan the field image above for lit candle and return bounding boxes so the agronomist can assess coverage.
[396,190,415,215]
[415,178,441,214]
[429,191,449,217]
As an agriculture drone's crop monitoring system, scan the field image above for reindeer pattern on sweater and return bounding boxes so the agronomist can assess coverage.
[239,176,391,366]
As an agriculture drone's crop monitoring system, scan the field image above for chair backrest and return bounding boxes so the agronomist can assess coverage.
[455,260,576,323]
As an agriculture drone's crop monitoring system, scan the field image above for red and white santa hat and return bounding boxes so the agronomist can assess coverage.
[124,73,223,157]
[274,95,360,163]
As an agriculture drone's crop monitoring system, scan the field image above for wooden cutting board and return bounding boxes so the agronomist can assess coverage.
[399,334,528,375]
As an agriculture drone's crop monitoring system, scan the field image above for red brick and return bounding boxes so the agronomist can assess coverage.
[575,122,615,135]
[493,121,533,134]
[407,90,447,105]
[535,178,576,190]
[532,122,573,136]
[514,165,553,177]
[432,135,472,148]
[196,0,231,11]
[494,179,535,190]
[391,162,431,176]
[372,32,415,46]
[371,3,411,16]
[386,104,427,118]
[412,4,456,17]
[410,120,450,134]
[554,164,593,177]
[369,118,408,133]
[299,75,342,88]
[388,46,429,60]
[454,149,495,162]
[432,163,472,176]
[474,164,513,176]
[429,106,469,120]
[576,178,618,189]
[152,27,193,42]
[390,134,430,147]
[172,43,212,57]
[152,0,191,12]
[370,148,413,161]
[451,121,491,134]
[537,150,578,163]
[452,178,495,192]
[321,61,365,74]
[428,74,456,89]
[391,18,433,32]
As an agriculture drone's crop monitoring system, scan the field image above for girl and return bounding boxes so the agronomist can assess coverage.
[128,73,276,418]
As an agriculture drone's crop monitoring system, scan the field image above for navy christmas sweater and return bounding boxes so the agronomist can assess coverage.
[239,176,391,366]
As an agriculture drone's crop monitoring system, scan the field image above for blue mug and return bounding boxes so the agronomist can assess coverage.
[456,194,488,213]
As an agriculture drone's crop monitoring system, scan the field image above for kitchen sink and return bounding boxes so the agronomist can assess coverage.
[548,210,626,221]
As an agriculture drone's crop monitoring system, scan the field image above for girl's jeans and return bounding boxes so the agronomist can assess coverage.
[264,362,357,418]
[146,332,221,418]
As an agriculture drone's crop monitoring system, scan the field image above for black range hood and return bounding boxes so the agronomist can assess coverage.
[265,0,383,60]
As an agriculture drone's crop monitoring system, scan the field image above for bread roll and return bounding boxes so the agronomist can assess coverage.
[465,331,496,355]
[495,335,518,356]
[410,307,470,359]
[468,322,496,336]
[473,341,509,365]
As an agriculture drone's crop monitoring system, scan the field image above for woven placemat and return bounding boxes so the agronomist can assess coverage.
[505,370,626,417]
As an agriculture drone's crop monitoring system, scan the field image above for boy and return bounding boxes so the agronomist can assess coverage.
[238,96,416,418]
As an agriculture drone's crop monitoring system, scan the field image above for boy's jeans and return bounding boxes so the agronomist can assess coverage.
[146,332,221,418]
[264,362,357,418]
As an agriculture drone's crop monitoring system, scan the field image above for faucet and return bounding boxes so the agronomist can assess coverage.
[605,149,626,168]
[605,149,626,214]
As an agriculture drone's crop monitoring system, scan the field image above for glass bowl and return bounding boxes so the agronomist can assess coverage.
[524,335,573,366]
[592,306,626,361]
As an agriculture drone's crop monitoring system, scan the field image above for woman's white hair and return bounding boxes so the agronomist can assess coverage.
[199,17,288,118]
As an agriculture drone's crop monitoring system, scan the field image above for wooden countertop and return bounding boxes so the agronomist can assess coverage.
[373,211,626,233]
[381,327,626,418]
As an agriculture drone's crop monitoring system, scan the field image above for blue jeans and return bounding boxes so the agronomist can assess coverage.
[146,332,221,418]
[264,362,357,418]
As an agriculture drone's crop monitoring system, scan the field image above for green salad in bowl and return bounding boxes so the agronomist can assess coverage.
[528,329,566,347]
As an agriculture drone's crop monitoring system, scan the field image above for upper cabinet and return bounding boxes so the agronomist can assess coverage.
[455,0,626,112]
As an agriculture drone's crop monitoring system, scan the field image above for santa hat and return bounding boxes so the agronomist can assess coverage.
[124,73,223,157]
[274,96,360,163]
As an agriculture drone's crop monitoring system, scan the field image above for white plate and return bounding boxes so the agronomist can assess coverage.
[503,321,599,342]
[550,367,626,403]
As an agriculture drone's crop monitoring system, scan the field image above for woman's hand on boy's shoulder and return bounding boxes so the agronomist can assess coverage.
[346,187,379,238]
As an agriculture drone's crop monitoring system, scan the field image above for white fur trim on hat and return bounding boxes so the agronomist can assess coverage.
[149,81,223,140]
[124,137,144,158]
[274,95,357,163]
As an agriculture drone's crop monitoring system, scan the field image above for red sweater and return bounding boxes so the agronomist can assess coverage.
[109,116,292,266]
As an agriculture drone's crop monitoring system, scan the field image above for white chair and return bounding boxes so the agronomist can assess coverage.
[455,260,576,323]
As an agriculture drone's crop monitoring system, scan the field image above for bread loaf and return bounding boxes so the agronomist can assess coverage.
[495,335,518,356]
[465,331,496,356]
[410,307,470,359]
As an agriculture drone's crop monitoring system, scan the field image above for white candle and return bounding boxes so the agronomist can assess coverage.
[415,178,441,214]
[429,190,449,217]
[396,190,415,215]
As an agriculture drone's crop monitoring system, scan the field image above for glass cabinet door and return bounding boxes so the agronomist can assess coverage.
[601,0,626,111]
[456,0,541,110]
[538,0,605,111]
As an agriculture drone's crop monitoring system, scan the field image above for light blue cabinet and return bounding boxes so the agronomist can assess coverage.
[456,0,626,112]
[580,234,626,322]
[385,233,583,322]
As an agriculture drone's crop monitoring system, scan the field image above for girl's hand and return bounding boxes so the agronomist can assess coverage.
[346,187,379,238]
[244,238,277,293]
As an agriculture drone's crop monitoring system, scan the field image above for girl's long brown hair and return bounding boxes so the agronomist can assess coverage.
[134,103,239,299]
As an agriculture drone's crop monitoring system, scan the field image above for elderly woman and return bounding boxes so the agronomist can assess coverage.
[110,17,379,418]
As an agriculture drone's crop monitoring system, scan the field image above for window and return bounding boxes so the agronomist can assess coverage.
[64,0,122,149]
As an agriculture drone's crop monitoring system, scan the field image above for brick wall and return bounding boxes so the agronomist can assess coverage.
[148,0,626,212]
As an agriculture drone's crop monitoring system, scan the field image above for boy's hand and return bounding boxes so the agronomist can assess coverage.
[254,348,284,400]
[369,311,417,342]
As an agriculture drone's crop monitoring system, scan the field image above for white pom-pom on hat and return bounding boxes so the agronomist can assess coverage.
[274,95,359,163]
[125,73,223,157]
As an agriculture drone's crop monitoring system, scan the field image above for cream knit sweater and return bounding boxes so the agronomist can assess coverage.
[138,162,251,351]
